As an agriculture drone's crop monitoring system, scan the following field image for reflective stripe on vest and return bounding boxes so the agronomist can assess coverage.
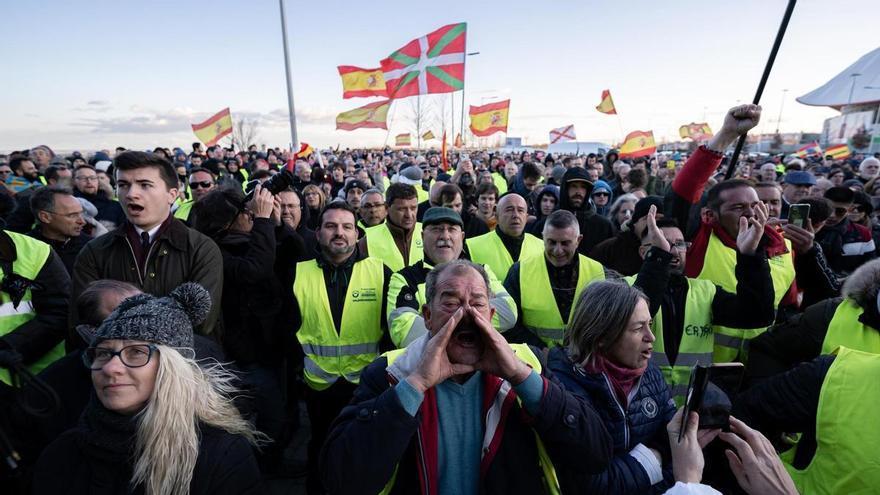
[294,257,385,391]
[785,347,880,494]
[0,232,66,386]
[821,298,880,355]
[467,230,544,283]
[697,232,794,363]
[521,254,605,346]
[365,223,423,272]
[381,343,560,495]
[173,200,195,221]
[651,278,716,407]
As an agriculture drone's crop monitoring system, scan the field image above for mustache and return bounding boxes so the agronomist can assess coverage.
[435,240,454,248]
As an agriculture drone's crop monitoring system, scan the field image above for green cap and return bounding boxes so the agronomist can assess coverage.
[422,207,463,228]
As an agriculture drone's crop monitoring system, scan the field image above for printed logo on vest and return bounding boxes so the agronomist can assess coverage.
[351,288,378,302]
[684,324,712,338]
[641,397,658,419]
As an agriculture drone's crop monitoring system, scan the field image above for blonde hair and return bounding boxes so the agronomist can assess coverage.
[303,184,326,210]
[132,346,266,495]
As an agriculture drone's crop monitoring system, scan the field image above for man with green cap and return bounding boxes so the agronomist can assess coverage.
[387,207,517,348]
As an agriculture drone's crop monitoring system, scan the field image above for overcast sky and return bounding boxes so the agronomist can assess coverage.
[2,0,877,152]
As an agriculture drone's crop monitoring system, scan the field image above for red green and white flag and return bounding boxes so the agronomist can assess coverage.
[380,23,466,100]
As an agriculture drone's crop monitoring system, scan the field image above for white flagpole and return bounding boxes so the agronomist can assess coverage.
[278,0,299,151]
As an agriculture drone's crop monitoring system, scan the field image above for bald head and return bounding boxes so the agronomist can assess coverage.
[497,194,528,237]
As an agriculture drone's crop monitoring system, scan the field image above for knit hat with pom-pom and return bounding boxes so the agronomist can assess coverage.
[90,283,212,349]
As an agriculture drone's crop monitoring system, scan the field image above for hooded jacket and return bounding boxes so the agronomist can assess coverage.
[591,180,614,217]
[532,167,615,255]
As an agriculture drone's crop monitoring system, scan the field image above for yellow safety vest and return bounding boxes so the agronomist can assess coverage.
[174,199,194,221]
[821,298,880,355]
[467,230,544,282]
[380,343,560,495]
[386,262,517,348]
[492,172,508,195]
[785,346,880,494]
[365,222,423,272]
[520,254,605,347]
[293,257,385,391]
[650,278,716,406]
[0,232,66,386]
[696,232,795,363]
[416,187,429,204]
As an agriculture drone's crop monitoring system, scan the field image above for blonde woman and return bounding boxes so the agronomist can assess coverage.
[303,183,326,230]
[33,283,266,495]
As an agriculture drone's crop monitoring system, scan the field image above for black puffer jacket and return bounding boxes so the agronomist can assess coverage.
[532,167,614,255]
[549,347,676,494]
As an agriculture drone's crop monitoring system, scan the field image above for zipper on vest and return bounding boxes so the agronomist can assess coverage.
[124,237,144,286]
[602,373,630,448]
[416,428,430,494]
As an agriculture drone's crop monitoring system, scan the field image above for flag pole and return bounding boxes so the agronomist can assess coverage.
[450,94,455,148]
[278,0,299,152]
[417,94,422,151]
[459,26,469,148]
[384,101,396,148]
[724,0,797,180]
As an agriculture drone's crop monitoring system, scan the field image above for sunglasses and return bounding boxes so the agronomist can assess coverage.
[593,192,610,197]
[189,181,214,189]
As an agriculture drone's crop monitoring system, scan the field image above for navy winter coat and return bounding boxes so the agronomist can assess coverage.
[548,347,676,494]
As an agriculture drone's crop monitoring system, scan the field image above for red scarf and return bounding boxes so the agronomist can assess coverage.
[684,220,789,278]
[587,354,646,407]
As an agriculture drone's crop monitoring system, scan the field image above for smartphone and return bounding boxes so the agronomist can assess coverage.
[788,203,810,229]
[679,362,745,440]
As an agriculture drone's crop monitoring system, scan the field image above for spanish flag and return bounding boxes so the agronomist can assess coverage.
[191,108,233,147]
[596,90,616,115]
[441,131,449,171]
[336,100,390,131]
[422,130,435,141]
[619,130,656,158]
[337,66,387,99]
[295,142,314,158]
[825,144,851,160]
[395,133,411,147]
[469,99,510,137]
[678,122,713,141]
[454,133,463,148]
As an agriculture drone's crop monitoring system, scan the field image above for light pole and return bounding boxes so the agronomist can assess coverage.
[278,0,298,151]
[774,89,788,135]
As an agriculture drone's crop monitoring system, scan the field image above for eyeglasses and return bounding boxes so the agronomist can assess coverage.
[361,202,385,210]
[833,206,854,216]
[76,176,98,183]
[189,181,214,189]
[46,210,84,220]
[83,344,157,370]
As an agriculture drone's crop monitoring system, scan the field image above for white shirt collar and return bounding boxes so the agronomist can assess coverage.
[134,224,162,244]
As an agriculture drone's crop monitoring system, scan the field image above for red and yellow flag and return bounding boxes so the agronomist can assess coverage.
[421,130,435,141]
[469,99,510,137]
[825,144,851,160]
[596,90,616,115]
[678,122,713,141]
[454,133,463,148]
[337,66,387,99]
[395,133,411,147]
[191,108,233,146]
[295,142,314,158]
[619,130,656,158]
[336,100,390,131]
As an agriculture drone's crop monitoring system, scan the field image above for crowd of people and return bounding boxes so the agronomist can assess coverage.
[0,102,878,494]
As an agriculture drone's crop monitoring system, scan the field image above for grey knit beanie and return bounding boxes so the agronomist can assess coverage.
[90,283,212,348]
